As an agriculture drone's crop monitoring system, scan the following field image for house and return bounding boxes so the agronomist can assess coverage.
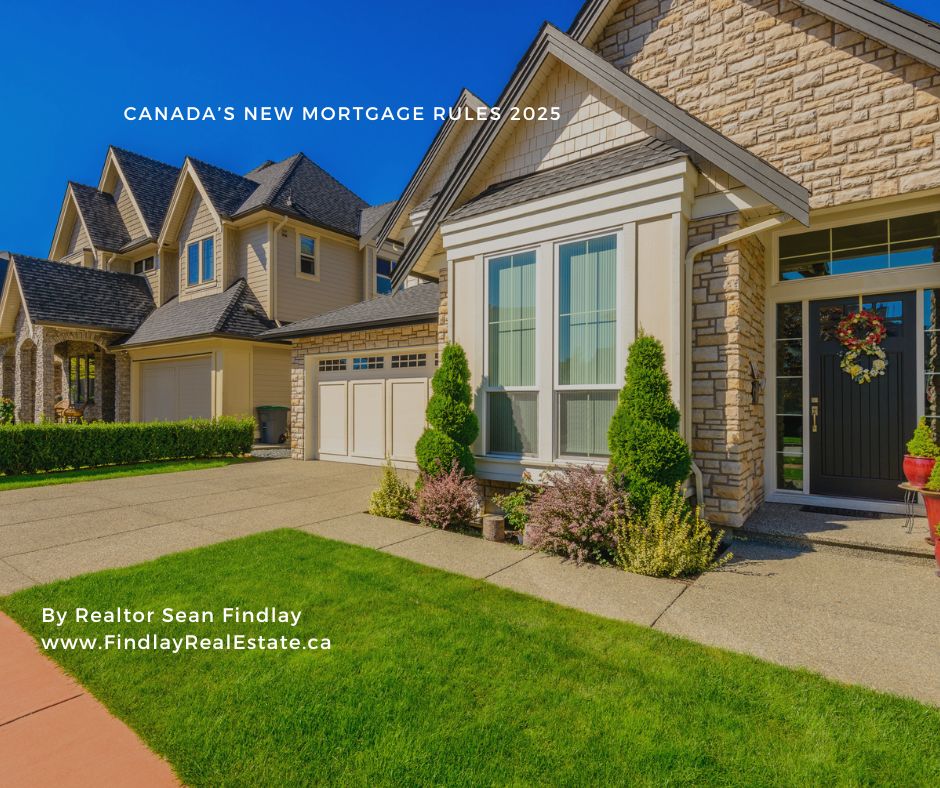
[0,147,400,430]
[269,0,940,525]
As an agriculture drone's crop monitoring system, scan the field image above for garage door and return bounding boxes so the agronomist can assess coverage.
[315,351,433,464]
[140,356,212,422]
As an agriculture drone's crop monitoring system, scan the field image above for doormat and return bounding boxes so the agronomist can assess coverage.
[799,505,882,519]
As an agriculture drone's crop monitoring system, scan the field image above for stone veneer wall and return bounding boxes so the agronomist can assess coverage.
[437,269,449,345]
[288,322,439,460]
[689,214,766,527]
[595,0,940,208]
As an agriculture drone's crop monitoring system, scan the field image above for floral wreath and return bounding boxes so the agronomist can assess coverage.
[836,309,887,385]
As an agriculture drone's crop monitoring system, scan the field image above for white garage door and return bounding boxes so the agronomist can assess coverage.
[315,351,433,464]
[140,356,212,422]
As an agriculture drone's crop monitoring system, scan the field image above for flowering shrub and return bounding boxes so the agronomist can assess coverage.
[526,465,627,564]
[616,484,729,578]
[408,462,479,530]
[368,459,415,520]
[0,397,13,425]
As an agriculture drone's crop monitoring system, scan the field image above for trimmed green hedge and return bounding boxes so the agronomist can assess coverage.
[0,417,255,476]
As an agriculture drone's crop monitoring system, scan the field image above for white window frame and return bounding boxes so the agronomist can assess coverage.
[483,246,540,458]
[297,232,319,281]
[185,236,216,288]
[552,231,622,461]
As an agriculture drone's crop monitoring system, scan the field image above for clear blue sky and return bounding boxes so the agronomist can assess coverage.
[0,0,937,257]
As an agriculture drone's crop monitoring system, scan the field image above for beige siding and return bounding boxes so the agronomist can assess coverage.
[636,216,677,389]
[66,213,90,256]
[235,224,270,312]
[112,179,144,240]
[252,346,290,410]
[178,192,222,301]
[274,227,363,323]
[160,248,179,304]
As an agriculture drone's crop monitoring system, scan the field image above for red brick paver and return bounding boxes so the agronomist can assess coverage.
[0,613,179,787]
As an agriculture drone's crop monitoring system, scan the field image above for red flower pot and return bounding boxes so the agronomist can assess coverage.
[934,528,940,578]
[903,455,936,488]
[924,491,940,547]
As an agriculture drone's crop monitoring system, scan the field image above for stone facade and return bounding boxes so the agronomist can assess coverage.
[595,0,940,208]
[288,322,438,459]
[437,268,449,345]
[689,213,766,526]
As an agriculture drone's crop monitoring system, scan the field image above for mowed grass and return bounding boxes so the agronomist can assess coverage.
[3,530,938,786]
[0,457,250,491]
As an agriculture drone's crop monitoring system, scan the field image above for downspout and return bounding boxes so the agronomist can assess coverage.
[683,212,792,514]
[271,215,289,321]
[104,254,116,272]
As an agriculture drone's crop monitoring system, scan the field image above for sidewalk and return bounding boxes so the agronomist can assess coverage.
[0,613,179,787]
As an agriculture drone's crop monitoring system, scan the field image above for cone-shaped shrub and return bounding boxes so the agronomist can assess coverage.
[608,334,691,512]
[415,343,479,476]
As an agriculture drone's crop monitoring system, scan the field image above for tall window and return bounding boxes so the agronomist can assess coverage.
[187,238,214,285]
[376,258,395,295]
[926,289,939,439]
[778,210,940,280]
[487,250,537,455]
[557,234,617,457]
[68,355,96,405]
[299,235,317,277]
[775,303,803,490]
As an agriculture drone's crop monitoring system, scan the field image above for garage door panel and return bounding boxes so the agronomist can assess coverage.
[389,379,429,461]
[318,382,348,455]
[177,359,212,420]
[140,356,211,422]
[351,381,385,459]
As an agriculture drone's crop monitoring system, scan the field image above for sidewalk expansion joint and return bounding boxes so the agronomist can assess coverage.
[649,582,691,629]
[484,551,536,579]
[0,692,84,729]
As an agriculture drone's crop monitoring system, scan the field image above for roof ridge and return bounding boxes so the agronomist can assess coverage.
[188,156,256,185]
[261,153,306,204]
[290,153,368,206]
[110,146,179,173]
[212,279,249,333]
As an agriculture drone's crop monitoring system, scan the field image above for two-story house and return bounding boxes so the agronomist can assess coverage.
[0,146,399,432]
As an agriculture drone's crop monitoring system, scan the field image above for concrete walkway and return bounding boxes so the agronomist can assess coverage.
[1,459,939,710]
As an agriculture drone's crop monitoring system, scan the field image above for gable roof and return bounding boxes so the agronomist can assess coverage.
[391,24,810,287]
[568,0,940,71]
[448,138,686,222]
[6,254,154,333]
[359,201,397,238]
[261,281,439,340]
[120,279,277,347]
[183,153,369,238]
[69,182,131,252]
[108,147,180,238]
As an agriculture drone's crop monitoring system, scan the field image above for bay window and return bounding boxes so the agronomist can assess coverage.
[486,250,537,455]
[556,234,618,458]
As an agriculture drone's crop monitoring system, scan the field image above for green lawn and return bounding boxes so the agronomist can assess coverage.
[3,530,938,786]
[0,457,251,491]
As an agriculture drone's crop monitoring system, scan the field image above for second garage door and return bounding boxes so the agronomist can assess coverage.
[140,356,212,422]
[316,351,433,464]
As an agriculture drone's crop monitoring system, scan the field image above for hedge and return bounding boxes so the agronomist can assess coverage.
[0,417,255,476]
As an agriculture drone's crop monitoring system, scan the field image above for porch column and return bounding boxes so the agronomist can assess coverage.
[0,343,12,400]
[113,351,131,422]
[33,328,56,423]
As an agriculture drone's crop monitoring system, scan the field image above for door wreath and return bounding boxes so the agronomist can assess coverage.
[836,309,887,384]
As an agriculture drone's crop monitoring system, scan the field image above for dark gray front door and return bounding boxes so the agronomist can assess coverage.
[808,292,917,501]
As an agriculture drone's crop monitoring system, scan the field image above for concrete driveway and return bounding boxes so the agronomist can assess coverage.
[0,459,382,591]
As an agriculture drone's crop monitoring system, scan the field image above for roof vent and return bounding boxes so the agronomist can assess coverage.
[244,303,258,316]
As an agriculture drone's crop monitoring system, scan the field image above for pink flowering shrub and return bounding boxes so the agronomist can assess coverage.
[526,465,628,564]
[408,462,480,530]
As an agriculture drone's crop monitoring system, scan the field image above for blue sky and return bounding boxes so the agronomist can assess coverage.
[0,0,936,257]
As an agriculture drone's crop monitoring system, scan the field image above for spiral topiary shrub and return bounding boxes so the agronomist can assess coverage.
[415,343,479,477]
[608,334,691,513]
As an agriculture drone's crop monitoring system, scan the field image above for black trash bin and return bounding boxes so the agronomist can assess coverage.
[256,406,289,444]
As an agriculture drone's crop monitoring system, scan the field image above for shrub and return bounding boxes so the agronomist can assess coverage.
[526,465,627,564]
[0,397,13,425]
[926,460,940,493]
[492,473,537,533]
[416,344,479,477]
[616,484,730,578]
[368,459,415,520]
[0,416,254,476]
[608,334,691,513]
[906,417,939,458]
[408,462,479,530]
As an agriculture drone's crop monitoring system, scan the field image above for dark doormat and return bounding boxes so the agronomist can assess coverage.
[799,505,883,519]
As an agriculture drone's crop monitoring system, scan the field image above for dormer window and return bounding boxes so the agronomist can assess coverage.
[187,237,215,286]
[298,234,317,278]
[133,256,155,275]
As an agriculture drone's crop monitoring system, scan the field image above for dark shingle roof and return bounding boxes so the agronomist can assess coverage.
[448,139,686,221]
[262,282,439,339]
[110,147,180,238]
[121,279,276,347]
[188,153,369,238]
[10,254,154,334]
[359,201,396,237]
[69,183,131,252]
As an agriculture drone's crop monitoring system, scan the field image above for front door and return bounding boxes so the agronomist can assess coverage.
[808,291,917,501]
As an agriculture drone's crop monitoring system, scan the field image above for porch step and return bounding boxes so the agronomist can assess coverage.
[735,529,935,566]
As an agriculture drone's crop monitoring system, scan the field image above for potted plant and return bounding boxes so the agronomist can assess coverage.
[903,418,939,488]
[922,462,940,551]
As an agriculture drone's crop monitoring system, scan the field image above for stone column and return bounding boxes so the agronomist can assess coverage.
[113,351,131,422]
[0,343,12,400]
[33,328,56,423]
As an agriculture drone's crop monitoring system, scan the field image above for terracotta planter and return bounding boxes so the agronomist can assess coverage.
[935,526,940,578]
[923,490,940,547]
[903,455,936,488]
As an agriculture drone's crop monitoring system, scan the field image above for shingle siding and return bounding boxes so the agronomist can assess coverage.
[236,223,270,312]
[178,191,222,301]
